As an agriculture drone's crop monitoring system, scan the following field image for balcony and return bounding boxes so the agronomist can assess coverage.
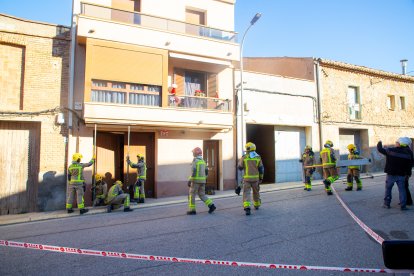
[80,3,237,43]
[168,95,231,112]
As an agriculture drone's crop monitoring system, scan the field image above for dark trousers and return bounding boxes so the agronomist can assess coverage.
[384,175,406,207]
[405,176,413,206]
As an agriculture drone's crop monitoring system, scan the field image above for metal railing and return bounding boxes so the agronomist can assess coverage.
[168,94,231,112]
[91,90,160,106]
[80,3,237,42]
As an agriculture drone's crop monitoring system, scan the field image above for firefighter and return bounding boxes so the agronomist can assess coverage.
[105,180,133,213]
[320,140,338,196]
[92,174,108,206]
[66,153,95,214]
[126,154,147,203]
[299,145,315,191]
[345,144,363,191]
[238,142,264,216]
[187,147,216,215]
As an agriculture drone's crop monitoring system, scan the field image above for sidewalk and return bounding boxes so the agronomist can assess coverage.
[0,173,382,226]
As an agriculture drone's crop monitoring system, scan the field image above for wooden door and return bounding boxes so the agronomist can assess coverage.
[96,132,123,188]
[203,140,219,191]
[124,132,155,197]
[0,121,40,215]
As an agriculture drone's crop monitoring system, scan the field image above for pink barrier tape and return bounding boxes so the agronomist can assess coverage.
[1,240,413,273]
[331,185,385,244]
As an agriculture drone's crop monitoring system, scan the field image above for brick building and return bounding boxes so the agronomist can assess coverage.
[0,14,71,214]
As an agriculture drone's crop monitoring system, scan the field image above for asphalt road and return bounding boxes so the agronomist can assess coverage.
[0,175,413,276]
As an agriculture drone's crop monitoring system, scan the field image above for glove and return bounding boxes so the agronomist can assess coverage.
[298,159,303,163]
[92,154,96,160]
[259,178,263,184]
[235,186,241,195]
[187,180,192,187]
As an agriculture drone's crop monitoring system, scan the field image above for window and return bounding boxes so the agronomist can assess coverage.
[347,86,361,120]
[185,8,206,36]
[399,96,406,110]
[91,79,161,106]
[387,95,395,110]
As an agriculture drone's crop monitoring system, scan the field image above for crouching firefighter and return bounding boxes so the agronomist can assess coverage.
[320,140,339,195]
[127,154,147,203]
[238,142,264,216]
[299,145,315,191]
[67,153,95,215]
[105,180,133,213]
[92,174,108,206]
[346,144,362,191]
[187,147,216,215]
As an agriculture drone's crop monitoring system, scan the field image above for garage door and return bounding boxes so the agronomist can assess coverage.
[275,127,305,183]
[0,121,40,215]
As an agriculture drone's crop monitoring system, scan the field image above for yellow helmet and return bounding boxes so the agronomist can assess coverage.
[347,144,356,151]
[137,153,144,159]
[245,142,256,152]
[114,180,123,186]
[324,140,333,148]
[95,174,103,182]
[305,145,312,151]
[72,153,83,161]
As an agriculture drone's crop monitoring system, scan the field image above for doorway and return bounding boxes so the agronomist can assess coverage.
[203,140,219,191]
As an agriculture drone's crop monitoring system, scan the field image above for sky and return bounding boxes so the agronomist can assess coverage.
[1,0,413,75]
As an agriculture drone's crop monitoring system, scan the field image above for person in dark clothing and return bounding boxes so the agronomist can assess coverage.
[377,137,414,210]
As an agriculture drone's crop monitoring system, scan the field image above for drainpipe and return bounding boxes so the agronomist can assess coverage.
[68,0,77,131]
[314,59,323,152]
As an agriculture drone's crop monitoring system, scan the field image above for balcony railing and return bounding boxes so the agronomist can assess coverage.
[168,94,231,112]
[80,3,237,43]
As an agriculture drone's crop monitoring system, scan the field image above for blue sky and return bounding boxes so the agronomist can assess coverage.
[1,0,413,74]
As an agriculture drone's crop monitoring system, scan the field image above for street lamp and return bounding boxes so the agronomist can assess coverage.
[239,13,261,154]
[400,59,408,75]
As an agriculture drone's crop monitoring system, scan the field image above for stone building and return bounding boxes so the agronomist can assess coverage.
[0,14,71,214]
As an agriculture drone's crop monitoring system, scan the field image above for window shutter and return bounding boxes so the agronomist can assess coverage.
[207,73,217,98]
[174,69,185,95]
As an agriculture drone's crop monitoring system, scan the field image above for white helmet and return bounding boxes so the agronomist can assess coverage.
[397,137,412,147]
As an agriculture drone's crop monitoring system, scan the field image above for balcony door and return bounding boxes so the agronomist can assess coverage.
[185,9,205,36]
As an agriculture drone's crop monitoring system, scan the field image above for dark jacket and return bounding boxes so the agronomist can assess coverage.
[377,141,413,176]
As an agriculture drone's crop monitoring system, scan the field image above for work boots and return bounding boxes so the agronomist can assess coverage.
[345,186,353,191]
[124,207,133,212]
[187,210,197,215]
[67,208,74,214]
[244,208,251,216]
[356,187,362,191]
[107,205,113,213]
[139,198,145,204]
[79,208,89,215]
[208,204,216,214]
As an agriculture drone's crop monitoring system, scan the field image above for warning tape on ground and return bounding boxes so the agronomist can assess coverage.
[331,185,385,245]
[1,240,413,273]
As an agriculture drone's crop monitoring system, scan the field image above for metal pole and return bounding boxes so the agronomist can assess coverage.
[126,126,130,187]
[92,124,97,202]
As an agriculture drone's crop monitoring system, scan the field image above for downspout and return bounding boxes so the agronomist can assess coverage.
[233,66,239,188]
[314,58,323,152]
[68,0,77,131]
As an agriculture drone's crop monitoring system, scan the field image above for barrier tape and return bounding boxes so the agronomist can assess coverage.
[1,240,413,273]
[331,185,385,244]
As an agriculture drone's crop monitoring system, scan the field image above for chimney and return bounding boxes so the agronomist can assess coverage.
[400,59,408,75]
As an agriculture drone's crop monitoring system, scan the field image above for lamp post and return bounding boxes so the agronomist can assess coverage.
[239,13,261,154]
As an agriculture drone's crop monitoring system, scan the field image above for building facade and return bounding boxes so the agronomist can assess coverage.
[0,14,71,214]
[70,0,239,202]
[316,58,414,173]
[236,57,320,183]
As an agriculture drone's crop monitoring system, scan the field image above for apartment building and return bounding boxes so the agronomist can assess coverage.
[70,0,239,201]
[236,57,320,183]
[0,14,71,214]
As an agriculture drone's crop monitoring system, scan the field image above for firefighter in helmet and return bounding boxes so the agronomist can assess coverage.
[238,142,264,215]
[105,180,133,212]
[320,140,338,195]
[345,144,363,191]
[299,145,315,191]
[92,173,108,206]
[126,153,147,203]
[67,152,95,214]
[187,147,216,215]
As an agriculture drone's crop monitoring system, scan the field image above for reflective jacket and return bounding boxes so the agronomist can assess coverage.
[105,182,123,204]
[348,152,361,169]
[238,152,264,182]
[320,148,336,169]
[189,156,208,184]
[94,181,108,199]
[128,159,147,180]
[68,159,94,184]
[301,151,315,167]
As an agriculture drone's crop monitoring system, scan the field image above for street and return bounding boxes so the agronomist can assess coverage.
[0,175,413,276]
